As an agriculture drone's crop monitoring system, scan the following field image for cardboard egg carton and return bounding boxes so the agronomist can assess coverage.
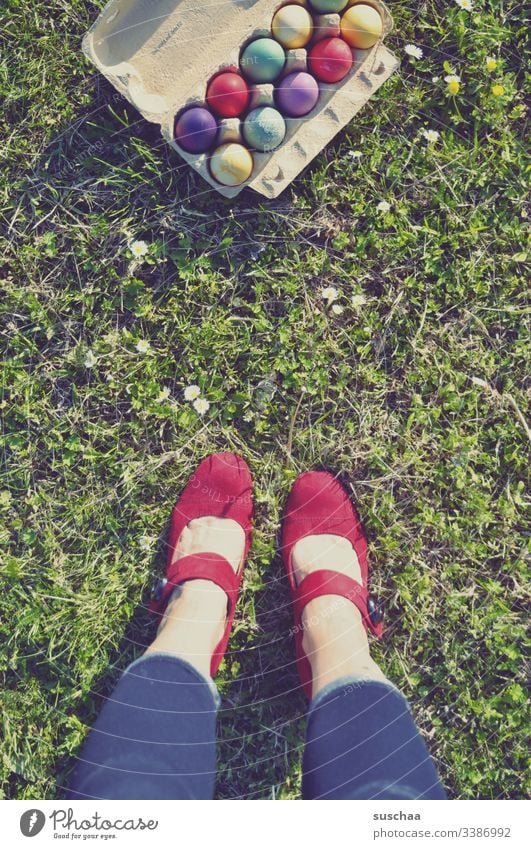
[83,0,399,198]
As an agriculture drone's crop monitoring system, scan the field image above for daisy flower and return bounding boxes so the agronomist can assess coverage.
[421,129,440,143]
[183,384,201,401]
[491,84,505,96]
[129,240,149,258]
[454,0,473,10]
[321,286,339,303]
[332,304,344,316]
[348,150,363,159]
[404,44,423,59]
[139,535,153,551]
[351,294,367,311]
[485,57,498,71]
[444,74,461,95]
[193,398,210,416]
[377,200,391,213]
[84,350,97,368]
[136,339,150,354]
[156,387,171,402]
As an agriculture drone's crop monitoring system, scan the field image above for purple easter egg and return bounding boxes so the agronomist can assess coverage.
[275,72,320,117]
[174,107,218,153]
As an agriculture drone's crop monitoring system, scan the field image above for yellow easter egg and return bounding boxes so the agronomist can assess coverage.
[209,143,254,186]
[340,4,383,49]
[272,4,313,49]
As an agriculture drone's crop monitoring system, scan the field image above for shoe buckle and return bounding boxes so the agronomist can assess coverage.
[152,577,168,602]
[367,594,384,626]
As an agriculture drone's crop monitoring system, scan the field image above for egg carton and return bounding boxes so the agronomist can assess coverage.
[83,0,399,198]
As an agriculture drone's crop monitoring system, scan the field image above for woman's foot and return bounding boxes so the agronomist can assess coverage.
[292,534,387,699]
[145,517,245,679]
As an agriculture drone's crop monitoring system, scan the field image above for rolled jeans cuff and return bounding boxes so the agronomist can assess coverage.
[308,675,401,715]
[124,652,221,710]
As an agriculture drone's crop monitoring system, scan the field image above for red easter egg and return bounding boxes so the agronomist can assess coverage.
[309,37,353,84]
[206,72,250,118]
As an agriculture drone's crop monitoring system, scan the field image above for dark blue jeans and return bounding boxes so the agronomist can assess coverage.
[66,653,446,800]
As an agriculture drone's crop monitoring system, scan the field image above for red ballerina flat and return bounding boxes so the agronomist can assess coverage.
[149,452,253,677]
[281,470,383,698]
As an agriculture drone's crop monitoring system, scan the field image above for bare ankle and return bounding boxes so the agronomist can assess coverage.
[301,595,386,698]
[145,580,228,677]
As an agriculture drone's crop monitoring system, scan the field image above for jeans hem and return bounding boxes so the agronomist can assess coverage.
[308,676,402,716]
[123,652,221,709]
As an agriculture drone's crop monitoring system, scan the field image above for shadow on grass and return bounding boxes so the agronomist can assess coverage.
[215,552,306,800]
[37,73,282,226]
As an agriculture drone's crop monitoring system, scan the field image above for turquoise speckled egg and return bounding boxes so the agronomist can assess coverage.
[243,106,287,152]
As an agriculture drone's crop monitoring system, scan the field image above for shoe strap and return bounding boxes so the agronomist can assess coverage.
[292,569,383,637]
[155,552,240,615]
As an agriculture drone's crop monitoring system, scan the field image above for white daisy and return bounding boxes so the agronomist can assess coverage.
[84,350,97,368]
[156,387,171,402]
[136,339,150,354]
[321,286,339,303]
[129,240,149,258]
[351,294,367,311]
[183,384,201,401]
[404,44,423,59]
[348,150,363,159]
[332,304,344,315]
[377,200,391,213]
[193,398,210,416]
[139,535,152,551]
[422,129,440,143]
[454,0,473,10]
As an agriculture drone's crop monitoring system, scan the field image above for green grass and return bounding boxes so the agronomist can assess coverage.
[0,0,529,800]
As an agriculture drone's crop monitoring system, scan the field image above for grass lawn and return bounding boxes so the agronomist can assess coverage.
[0,0,529,800]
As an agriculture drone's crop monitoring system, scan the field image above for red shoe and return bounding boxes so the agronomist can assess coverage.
[149,452,253,677]
[281,471,384,698]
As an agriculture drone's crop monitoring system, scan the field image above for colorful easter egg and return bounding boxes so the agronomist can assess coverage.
[309,0,348,12]
[271,5,313,49]
[240,38,286,83]
[243,106,287,151]
[174,107,218,153]
[309,37,353,83]
[340,3,383,49]
[206,72,250,118]
[209,143,254,186]
[275,71,320,117]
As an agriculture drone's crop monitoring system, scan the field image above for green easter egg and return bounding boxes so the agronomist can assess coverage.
[240,37,286,83]
[309,0,349,12]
